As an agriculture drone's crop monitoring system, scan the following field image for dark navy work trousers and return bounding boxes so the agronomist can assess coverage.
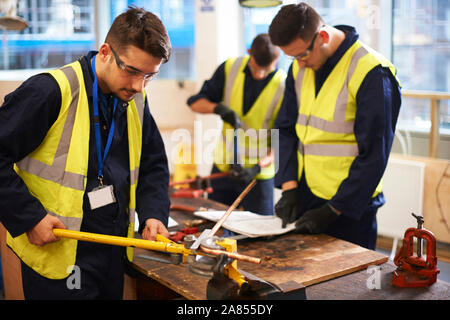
[21,240,126,300]
[20,199,129,300]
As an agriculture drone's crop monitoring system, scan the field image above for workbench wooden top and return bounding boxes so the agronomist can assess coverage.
[129,197,450,300]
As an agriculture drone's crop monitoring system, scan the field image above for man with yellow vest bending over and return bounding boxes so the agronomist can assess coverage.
[269,3,401,250]
[0,7,171,299]
[187,34,286,221]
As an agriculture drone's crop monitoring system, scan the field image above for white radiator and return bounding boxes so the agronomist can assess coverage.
[377,157,425,241]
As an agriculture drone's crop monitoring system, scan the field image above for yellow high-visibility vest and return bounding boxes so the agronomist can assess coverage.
[214,56,286,180]
[293,40,400,200]
[6,61,145,279]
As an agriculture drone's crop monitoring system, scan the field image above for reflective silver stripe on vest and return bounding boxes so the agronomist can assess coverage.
[129,91,145,187]
[133,91,145,127]
[298,140,358,157]
[224,57,245,106]
[224,57,284,132]
[127,92,145,226]
[296,46,369,134]
[262,80,285,129]
[130,168,139,186]
[16,65,85,190]
[129,208,135,224]
[295,68,306,109]
[220,57,283,157]
[48,210,82,231]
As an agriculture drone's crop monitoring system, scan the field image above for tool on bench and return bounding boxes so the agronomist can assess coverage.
[169,227,198,243]
[53,179,304,299]
[186,179,257,276]
[183,219,207,228]
[52,181,261,277]
[169,172,231,198]
[392,213,440,288]
[52,228,259,266]
[184,179,305,299]
[168,205,206,242]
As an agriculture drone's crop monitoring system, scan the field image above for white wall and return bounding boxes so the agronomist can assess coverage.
[144,79,197,174]
[192,0,245,176]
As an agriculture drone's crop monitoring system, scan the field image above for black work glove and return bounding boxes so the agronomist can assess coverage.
[230,164,261,186]
[294,204,339,234]
[213,103,241,128]
[275,188,300,228]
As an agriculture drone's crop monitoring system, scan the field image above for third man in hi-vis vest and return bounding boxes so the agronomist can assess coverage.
[269,3,402,249]
[187,34,286,218]
[0,7,171,299]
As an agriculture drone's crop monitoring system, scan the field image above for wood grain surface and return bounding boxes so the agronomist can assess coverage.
[236,233,388,287]
[131,197,388,299]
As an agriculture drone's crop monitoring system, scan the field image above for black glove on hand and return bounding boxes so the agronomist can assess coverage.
[275,188,301,228]
[294,204,339,234]
[230,165,260,186]
[213,103,241,128]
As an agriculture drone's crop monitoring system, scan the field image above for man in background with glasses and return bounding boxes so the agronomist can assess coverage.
[187,34,286,223]
[0,7,171,299]
[269,2,402,249]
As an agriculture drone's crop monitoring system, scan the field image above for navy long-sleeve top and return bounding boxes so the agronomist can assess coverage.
[275,26,402,220]
[187,59,277,115]
[0,51,170,238]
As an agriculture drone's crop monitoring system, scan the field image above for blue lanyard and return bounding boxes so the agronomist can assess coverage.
[91,56,118,185]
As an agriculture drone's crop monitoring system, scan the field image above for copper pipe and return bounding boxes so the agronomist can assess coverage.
[208,179,257,237]
[200,245,261,264]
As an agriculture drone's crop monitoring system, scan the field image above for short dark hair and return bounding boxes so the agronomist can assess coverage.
[105,6,171,63]
[269,2,324,47]
[249,33,280,67]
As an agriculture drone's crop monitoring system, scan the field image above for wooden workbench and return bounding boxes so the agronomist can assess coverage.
[129,197,450,300]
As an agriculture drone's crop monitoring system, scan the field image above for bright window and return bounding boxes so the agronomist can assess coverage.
[0,0,195,80]
[243,5,292,72]
[393,0,450,133]
[110,0,196,80]
[243,0,390,72]
[243,0,449,133]
[0,0,95,70]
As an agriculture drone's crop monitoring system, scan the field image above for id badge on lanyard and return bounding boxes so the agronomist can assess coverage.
[87,55,118,210]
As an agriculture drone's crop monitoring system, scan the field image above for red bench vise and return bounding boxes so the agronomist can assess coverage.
[392,213,440,288]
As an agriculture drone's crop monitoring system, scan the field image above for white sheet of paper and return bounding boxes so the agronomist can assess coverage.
[194,210,296,238]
